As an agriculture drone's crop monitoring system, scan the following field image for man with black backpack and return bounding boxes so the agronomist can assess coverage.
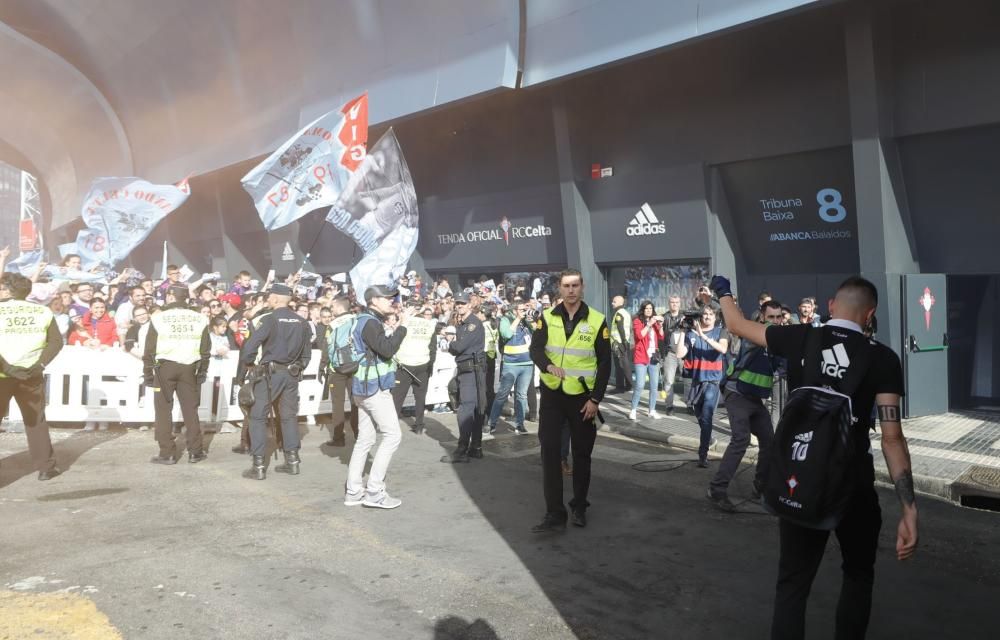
[711,274,918,640]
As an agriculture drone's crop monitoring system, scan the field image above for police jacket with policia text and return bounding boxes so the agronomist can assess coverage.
[239,306,311,373]
[529,301,612,400]
[352,309,407,398]
[0,298,63,379]
[142,303,212,380]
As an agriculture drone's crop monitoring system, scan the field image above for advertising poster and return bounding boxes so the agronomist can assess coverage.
[621,264,711,314]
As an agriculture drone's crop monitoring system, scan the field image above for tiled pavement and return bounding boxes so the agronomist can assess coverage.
[600,390,1000,504]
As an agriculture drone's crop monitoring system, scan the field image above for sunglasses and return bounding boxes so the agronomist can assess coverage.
[209,302,221,307]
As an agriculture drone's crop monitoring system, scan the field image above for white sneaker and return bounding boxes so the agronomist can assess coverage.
[344,485,365,507]
[363,492,402,509]
[628,409,637,421]
[648,411,661,419]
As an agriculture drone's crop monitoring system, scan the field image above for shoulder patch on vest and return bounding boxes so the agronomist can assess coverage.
[467,324,475,332]
[602,327,609,340]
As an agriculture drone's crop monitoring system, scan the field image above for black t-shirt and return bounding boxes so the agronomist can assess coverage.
[765,322,904,432]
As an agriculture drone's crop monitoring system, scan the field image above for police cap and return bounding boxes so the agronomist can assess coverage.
[269,284,293,296]
[454,291,471,305]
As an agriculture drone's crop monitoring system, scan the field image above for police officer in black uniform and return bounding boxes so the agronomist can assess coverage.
[441,291,486,463]
[239,284,312,480]
[0,272,63,480]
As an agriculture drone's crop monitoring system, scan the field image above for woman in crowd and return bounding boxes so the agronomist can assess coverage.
[70,298,117,348]
[630,299,664,420]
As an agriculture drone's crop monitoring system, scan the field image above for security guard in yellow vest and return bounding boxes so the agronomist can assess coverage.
[0,273,63,480]
[143,286,211,464]
[528,269,611,532]
[391,306,437,434]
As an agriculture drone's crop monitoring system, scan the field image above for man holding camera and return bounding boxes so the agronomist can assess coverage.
[677,305,729,468]
[659,295,686,416]
[238,284,312,480]
[486,300,533,435]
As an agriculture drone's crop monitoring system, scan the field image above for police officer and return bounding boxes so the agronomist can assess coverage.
[0,273,63,480]
[441,291,486,463]
[232,295,273,454]
[144,286,211,464]
[528,269,611,531]
[239,284,311,480]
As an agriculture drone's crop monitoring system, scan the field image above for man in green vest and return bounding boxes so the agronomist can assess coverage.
[528,269,612,532]
[144,286,211,464]
[319,295,359,446]
[0,273,64,480]
[707,299,783,512]
[391,303,437,434]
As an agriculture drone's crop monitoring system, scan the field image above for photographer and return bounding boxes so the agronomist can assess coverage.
[629,300,664,420]
[678,306,729,467]
[658,295,686,416]
[486,300,533,435]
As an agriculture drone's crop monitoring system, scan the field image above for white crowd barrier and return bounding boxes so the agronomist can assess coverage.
[3,346,457,425]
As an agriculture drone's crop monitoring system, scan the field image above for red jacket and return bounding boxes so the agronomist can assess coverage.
[632,316,664,365]
[71,311,118,347]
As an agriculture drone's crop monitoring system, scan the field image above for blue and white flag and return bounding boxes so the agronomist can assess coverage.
[323,129,418,302]
[242,93,368,231]
[76,177,190,269]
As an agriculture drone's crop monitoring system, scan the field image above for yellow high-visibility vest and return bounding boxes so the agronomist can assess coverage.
[397,316,436,367]
[539,306,605,396]
[151,307,207,364]
[0,300,53,378]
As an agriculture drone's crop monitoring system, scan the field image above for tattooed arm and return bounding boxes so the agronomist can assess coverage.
[877,392,919,561]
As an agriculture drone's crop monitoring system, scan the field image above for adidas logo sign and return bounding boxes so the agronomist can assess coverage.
[794,431,814,443]
[626,203,666,236]
[821,343,850,379]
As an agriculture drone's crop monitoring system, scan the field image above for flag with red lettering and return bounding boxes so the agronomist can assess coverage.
[242,93,368,231]
[75,177,191,269]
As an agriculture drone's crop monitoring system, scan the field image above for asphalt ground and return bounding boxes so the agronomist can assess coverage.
[1,415,999,639]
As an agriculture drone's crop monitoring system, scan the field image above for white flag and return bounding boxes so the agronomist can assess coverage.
[242,93,368,231]
[322,129,418,301]
[76,177,190,269]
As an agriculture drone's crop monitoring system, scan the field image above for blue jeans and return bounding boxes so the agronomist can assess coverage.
[488,365,533,427]
[694,381,721,459]
[630,362,660,412]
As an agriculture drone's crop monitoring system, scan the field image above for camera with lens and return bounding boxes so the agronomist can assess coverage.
[679,310,703,331]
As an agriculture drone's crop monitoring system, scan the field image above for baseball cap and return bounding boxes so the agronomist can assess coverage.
[221,293,242,306]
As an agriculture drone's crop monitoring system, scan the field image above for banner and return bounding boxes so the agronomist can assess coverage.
[323,129,419,300]
[75,177,190,269]
[242,93,368,231]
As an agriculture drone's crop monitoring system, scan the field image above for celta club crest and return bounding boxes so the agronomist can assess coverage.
[918,287,936,331]
[295,183,323,207]
[787,475,798,497]
[500,217,511,246]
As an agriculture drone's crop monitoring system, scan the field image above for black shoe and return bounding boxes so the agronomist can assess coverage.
[531,514,567,533]
[697,457,709,468]
[665,406,674,417]
[150,455,178,465]
[274,450,301,475]
[411,423,425,434]
[570,509,587,528]
[440,447,469,463]
[188,451,208,464]
[325,437,346,447]
[467,447,483,459]
[707,489,737,513]
[242,455,267,480]
[231,444,249,454]
[515,426,528,435]
[38,467,62,481]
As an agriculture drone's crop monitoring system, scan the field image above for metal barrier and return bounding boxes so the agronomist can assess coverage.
[4,346,456,424]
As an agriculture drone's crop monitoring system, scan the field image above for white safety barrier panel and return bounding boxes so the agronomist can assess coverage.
[401,352,456,408]
[5,347,331,424]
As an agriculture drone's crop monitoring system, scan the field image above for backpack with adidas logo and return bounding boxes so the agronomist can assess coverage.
[763,326,872,529]
[327,313,368,375]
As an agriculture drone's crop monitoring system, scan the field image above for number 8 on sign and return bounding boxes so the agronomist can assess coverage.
[817,188,846,223]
